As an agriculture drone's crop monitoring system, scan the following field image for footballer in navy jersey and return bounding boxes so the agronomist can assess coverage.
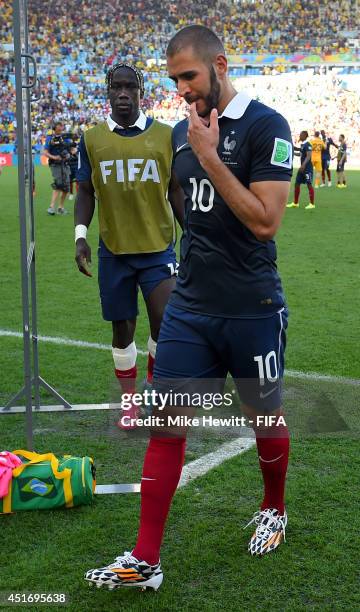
[321,130,336,162]
[287,130,315,209]
[85,27,293,592]
[336,134,348,188]
[320,129,337,186]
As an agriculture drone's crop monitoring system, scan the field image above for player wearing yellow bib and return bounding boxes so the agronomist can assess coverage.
[309,131,325,189]
[74,63,184,429]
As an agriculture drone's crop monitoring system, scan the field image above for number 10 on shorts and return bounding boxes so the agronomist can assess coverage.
[254,351,278,385]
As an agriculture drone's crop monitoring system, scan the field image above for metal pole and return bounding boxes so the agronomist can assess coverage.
[13,0,33,448]
[20,0,40,409]
[23,1,41,412]
[7,0,72,445]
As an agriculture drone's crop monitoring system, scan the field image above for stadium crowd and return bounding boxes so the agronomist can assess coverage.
[1,0,359,158]
[235,72,360,161]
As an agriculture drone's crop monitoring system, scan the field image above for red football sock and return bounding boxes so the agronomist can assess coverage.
[308,185,315,204]
[115,365,137,395]
[147,353,155,383]
[132,436,186,565]
[321,169,325,183]
[255,417,289,515]
[294,185,300,204]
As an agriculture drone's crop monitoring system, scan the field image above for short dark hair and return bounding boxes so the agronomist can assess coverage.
[340,134,345,139]
[166,25,225,63]
[53,122,63,130]
[315,131,320,137]
[301,130,308,138]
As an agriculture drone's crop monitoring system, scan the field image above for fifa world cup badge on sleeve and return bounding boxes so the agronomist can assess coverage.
[271,138,292,169]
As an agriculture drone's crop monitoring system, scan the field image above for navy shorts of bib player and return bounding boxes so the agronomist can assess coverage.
[75,63,184,431]
[84,27,294,594]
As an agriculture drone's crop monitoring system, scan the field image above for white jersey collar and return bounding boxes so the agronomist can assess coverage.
[106,110,147,131]
[218,91,252,120]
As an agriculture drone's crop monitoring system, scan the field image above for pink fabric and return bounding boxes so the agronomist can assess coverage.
[0,451,22,498]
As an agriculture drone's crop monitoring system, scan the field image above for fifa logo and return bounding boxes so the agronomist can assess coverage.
[99,159,160,184]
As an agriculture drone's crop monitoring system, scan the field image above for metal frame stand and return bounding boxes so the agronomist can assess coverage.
[2,1,140,494]
[0,0,140,495]
[3,0,72,449]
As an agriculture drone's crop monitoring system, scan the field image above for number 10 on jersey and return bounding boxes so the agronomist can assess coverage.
[190,177,214,212]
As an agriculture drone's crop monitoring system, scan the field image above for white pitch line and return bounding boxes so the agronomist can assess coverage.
[0,392,256,490]
[178,437,255,488]
[1,328,359,385]
[0,329,147,355]
[284,369,360,386]
[94,438,256,494]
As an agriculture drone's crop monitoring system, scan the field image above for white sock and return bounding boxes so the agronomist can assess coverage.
[147,336,157,359]
[112,342,137,371]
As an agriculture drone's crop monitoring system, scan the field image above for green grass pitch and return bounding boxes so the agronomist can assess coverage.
[0,167,359,610]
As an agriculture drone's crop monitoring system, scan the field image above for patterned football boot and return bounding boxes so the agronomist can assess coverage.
[85,551,163,591]
[245,508,287,556]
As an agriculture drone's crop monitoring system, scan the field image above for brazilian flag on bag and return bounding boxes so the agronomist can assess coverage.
[0,450,96,514]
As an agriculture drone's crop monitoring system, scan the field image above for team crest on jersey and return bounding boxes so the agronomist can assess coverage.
[271,138,292,169]
[222,134,236,155]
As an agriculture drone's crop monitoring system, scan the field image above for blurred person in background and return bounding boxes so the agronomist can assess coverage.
[336,134,348,188]
[320,129,337,187]
[287,130,315,209]
[309,131,325,189]
[43,122,71,215]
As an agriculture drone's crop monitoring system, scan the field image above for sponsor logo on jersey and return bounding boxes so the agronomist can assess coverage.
[175,142,188,153]
[270,138,292,169]
[99,159,160,184]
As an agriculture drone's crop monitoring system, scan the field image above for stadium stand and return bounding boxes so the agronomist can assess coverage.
[1,0,360,159]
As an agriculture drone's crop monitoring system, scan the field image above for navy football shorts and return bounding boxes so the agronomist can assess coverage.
[153,304,288,413]
[336,161,345,172]
[295,169,313,185]
[98,241,177,321]
[322,157,330,171]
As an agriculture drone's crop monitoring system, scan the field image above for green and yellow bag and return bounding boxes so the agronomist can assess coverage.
[0,450,96,514]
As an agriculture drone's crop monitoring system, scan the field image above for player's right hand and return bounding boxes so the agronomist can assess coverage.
[75,239,92,277]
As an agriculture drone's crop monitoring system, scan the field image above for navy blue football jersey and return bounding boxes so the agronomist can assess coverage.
[170,92,293,318]
[300,141,313,171]
[322,136,335,159]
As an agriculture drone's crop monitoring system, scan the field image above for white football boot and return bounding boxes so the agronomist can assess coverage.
[85,551,163,591]
[245,508,287,556]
